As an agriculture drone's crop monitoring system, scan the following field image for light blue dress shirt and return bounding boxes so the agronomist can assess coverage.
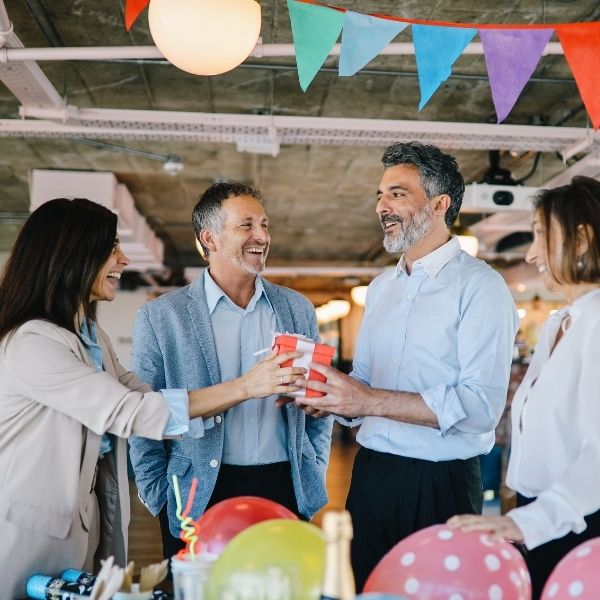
[204,269,288,465]
[350,237,519,461]
[80,319,193,450]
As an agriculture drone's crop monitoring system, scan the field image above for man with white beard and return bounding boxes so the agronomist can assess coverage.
[294,142,519,591]
[129,181,332,563]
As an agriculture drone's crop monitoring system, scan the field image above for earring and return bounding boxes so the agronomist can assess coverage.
[576,259,584,270]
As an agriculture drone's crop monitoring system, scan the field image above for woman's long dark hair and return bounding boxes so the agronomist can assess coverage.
[0,198,118,342]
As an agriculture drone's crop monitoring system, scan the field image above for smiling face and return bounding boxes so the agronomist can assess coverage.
[89,238,130,302]
[376,164,436,254]
[208,194,270,276]
[526,212,564,292]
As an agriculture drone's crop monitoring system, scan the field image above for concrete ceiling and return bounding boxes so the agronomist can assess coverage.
[1,0,599,291]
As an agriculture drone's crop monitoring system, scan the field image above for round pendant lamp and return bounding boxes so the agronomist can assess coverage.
[148,0,262,76]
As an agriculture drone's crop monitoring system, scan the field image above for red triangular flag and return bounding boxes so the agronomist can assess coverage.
[557,22,600,129]
[125,0,150,31]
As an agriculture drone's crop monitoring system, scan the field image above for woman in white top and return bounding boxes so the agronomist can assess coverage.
[448,176,600,599]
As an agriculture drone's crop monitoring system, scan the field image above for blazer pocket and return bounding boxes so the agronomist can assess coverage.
[167,454,193,487]
[301,434,317,461]
[4,498,72,539]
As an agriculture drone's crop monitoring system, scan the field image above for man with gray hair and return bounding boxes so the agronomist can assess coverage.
[129,181,333,561]
[295,142,518,590]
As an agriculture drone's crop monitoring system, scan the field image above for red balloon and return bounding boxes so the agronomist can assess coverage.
[364,524,531,599]
[542,537,600,599]
[197,496,298,555]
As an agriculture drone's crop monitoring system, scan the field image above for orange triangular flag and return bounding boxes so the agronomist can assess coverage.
[125,0,150,31]
[557,22,600,129]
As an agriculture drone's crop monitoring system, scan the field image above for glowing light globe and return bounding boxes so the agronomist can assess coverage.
[148,0,261,76]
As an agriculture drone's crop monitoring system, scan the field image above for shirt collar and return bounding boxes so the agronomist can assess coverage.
[79,318,99,347]
[568,287,600,322]
[394,236,461,278]
[203,269,271,314]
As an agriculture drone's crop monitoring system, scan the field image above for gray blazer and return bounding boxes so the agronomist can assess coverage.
[129,272,333,536]
[0,320,170,599]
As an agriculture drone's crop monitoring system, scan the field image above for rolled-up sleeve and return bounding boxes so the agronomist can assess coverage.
[160,388,215,438]
[421,383,468,435]
[423,274,518,436]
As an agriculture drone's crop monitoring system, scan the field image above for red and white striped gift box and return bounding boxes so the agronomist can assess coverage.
[272,333,335,398]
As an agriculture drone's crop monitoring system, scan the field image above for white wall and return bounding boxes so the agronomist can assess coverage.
[97,288,150,370]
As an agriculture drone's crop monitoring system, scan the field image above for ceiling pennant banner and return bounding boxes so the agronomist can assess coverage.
[287,0,345,91]
[339,11,408,76]
[556,22,600,129]
[412,25,477,110]
[481,28,553,123]
[125,0,149,31]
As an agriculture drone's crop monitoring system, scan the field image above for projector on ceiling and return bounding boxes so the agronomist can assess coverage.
[461,183,539,214]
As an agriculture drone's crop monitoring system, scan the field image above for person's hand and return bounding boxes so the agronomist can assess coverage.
[272,388,330,417]
[274,395,331,418]
[241,351,306,399]
[298,404,331,418]
[293,362,370,418]
[446,514,524,544]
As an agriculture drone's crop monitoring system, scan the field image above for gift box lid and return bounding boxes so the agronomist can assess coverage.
[273,334,336,359]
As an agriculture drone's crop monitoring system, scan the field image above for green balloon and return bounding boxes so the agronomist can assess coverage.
[205,519,325,600]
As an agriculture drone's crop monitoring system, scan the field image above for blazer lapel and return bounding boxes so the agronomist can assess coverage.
[262,279,304,447]
[263,278,295,334]
[187,273,222,387]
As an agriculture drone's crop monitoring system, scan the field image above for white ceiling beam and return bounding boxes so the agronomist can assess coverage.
[0,1,64,108]
[2,107,595,153]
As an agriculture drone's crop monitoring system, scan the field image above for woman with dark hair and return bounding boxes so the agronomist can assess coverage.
[449,176,600,598]
[0,198,304,597]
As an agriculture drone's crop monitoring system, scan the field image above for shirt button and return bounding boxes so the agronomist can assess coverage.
[215,415,222,424]
[209,459,218,468]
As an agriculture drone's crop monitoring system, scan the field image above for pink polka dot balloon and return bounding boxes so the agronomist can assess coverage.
[541,538,600,599]
[364,524,531,599]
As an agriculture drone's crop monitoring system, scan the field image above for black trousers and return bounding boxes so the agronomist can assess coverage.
[159,460,301,561]
[517,494,600,600]
[346,447,483,592]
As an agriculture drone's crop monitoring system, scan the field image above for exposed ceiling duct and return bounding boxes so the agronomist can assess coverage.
[29,170,164,271]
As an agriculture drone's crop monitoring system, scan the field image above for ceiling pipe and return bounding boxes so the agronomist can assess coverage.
[0,41,565,63]
[0,0,14,46]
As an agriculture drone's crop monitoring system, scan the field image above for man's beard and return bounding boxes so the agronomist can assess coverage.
[230,250,268,275]
[382,202,434,254]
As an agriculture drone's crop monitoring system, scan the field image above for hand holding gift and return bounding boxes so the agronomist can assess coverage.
[294,361,373,419]
[271,334,335,402]
[241,348,307,398]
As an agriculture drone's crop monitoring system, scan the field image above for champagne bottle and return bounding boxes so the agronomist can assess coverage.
[320,510,356,600]
[338,511,356,600]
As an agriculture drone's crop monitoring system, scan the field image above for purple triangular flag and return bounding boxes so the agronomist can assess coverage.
[481,28,553,123]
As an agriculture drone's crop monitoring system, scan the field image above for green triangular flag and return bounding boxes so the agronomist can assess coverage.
[287,0,345,91]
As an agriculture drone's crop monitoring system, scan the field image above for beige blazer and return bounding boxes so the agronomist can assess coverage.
[0,319,171,599]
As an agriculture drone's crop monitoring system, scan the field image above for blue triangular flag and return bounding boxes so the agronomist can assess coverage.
[413,24,477,109]
[339,11,408,76]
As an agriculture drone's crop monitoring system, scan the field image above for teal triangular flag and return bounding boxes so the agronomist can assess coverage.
[339,11,408,76]
[413,24,477,110]
[287,0,345,91]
